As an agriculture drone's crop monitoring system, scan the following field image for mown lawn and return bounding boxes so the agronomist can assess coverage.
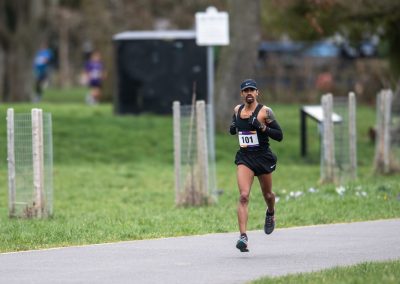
[253,260,400,284]
[0,87,398,252]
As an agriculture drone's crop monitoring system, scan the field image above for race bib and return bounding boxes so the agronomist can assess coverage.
[238,131,259,148]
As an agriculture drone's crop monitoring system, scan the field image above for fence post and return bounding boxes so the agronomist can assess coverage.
[374,90,393,174]
[383,90,393,173]
[196,100,209,201]
[348,92,357,179]
[32,108,45,217]
[173,101,181,205]
[7,108,16,217]
[321,93,335,183]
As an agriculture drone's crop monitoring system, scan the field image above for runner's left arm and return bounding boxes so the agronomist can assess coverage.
[265,108,283,142]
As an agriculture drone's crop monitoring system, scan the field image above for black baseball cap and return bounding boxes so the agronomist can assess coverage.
[240,79,258,91]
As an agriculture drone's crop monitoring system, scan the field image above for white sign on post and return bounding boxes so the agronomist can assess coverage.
[195,6,229,46]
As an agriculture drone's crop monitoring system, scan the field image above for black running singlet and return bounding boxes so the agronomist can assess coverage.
[236,104,270,150]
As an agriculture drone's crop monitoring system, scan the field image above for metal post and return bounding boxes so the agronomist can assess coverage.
[207,46,216,193]
[173,101,181,205]
[207,45,215,145]
[300,108,307,157]
[207,46,214,107]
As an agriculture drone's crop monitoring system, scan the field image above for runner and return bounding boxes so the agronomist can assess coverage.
[229,79,283,252]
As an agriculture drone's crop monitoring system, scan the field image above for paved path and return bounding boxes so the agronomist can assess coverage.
[1,219,399,284]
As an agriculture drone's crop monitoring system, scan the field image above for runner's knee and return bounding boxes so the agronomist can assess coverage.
[239,193,249,204]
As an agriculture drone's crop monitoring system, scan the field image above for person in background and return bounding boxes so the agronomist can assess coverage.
[33,42,53,102]
[84,50,106,105]
[229,79,283,252]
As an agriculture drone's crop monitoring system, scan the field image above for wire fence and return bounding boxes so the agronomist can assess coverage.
[8,110,53,218]
[391,91,400,168]
[320,94,357,184]
[374,90,400,173]
[333,96,352,183]
[174,102,217,206]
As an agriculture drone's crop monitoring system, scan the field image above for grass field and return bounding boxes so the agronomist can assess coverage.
[254,259,400,283]
[0,87,399,253]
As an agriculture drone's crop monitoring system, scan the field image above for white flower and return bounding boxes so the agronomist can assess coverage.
[289,191,303,198]
[308,187,318,193]
[336,186,346,196]
[356,191,367,197]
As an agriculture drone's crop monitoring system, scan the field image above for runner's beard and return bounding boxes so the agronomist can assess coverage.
[245,95,255,104]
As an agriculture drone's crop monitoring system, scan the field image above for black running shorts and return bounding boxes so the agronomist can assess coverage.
[234,148,277,176]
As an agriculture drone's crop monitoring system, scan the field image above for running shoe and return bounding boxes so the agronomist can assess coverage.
[236,235,249,252]
[264,211,275,235]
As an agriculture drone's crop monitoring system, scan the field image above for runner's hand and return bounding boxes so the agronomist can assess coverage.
[229,114,237,135]
[248,115,266,131]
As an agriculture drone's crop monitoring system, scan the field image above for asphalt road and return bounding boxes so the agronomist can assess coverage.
[1,219,399,284]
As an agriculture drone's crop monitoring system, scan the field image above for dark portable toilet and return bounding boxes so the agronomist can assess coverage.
[113,30,207,114]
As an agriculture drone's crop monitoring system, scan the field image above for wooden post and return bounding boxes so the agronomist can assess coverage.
[383,90,392,173]
[348,92,357,179]
[321,93,335,183]
[173,101,181,205]
[196,100,209,203]
[374,90,393,174]
[186,93,197,205]
[7,108,16,217]
[32,108,45,217]
[374,91,383,172]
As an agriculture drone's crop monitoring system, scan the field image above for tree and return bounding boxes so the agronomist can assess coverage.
[0,0,51,101]
[262,0,400,78]
[214,0,261,131]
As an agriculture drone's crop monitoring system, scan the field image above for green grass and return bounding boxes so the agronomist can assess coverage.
[0,87,399,252]
[42,86,88,103]
[253,260,400,284]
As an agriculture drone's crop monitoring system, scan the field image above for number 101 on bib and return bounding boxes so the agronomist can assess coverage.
[238,131,259,148]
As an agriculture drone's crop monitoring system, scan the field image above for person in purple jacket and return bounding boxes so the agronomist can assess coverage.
[84,50,106,104]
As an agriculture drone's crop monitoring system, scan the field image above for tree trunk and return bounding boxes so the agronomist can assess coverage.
[392,79,400,158]
[214,0,261,131]
[393,79,400,113]
[0,0,48,102]
[4,40,34,102]
[58,8,72,88]
[0,47,6,101]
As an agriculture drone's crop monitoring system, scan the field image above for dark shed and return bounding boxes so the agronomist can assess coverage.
[113,30,207,114]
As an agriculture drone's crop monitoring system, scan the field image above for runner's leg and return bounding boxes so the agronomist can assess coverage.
[258,173,275,212]
[237,164,255,234]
